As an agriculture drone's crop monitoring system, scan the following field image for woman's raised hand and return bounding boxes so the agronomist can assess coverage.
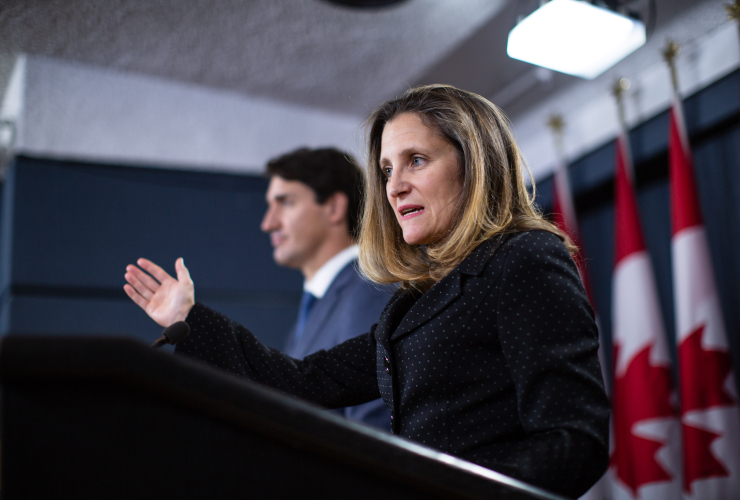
[124,258,195,327]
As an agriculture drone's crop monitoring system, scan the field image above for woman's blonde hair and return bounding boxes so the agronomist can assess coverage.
[359,84,572,291]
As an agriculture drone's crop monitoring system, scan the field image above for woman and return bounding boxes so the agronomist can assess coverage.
[124,84,609,498]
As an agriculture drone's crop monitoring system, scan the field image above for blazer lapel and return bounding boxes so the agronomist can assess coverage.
[375,289,418,352]
[388,271,462,342]
[300,264,355,352]
[388,235,510,343]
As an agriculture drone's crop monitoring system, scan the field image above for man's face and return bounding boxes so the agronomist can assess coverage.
[260,176,330,271]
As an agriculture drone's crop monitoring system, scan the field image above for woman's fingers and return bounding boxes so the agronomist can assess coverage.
[123,283,149,310]
[137,258,173,285]
[125,266,158,299]
[175,257,192,285]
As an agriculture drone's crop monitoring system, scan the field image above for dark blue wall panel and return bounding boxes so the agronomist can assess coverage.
[5,296,297,350]
[0,158,302,349]
[693,125,740,362]
[9,159,300,292]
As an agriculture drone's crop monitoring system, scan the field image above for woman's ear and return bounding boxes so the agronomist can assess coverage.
[324,192,350,227]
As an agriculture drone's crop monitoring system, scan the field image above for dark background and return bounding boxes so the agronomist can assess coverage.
[0,157,302,349]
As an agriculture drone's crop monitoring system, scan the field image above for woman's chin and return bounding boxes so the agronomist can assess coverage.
[402,232,433,246]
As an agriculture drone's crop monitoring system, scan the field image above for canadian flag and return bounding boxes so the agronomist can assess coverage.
[552,150,606,383]
[610,131,682,500]
[553,152,610,500]
[552,158,596,308]
[669,97,740,499]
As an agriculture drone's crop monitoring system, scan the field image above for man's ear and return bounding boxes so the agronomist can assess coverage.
[324,192,349,227]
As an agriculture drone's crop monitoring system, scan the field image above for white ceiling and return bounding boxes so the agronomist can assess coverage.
[1,0,507,116]
[2,0,721,119]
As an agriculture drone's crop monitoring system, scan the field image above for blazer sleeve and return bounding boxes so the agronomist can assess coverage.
[175,303,381,409]
[494,231,610,498]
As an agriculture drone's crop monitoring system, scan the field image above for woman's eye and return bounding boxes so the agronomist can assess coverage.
[412,157,422,166]
[383,167,392,178]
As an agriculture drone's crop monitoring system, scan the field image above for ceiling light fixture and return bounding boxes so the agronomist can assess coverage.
[507,0,646,80]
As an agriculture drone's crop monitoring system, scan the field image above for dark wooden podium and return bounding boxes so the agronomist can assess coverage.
[0,336,564,500]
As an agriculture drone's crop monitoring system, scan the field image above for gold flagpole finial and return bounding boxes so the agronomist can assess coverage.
[662,40,680,64]
[727,0,740,21]
[727,1,740,41]
[546,114,565,157]
[612,78,630,128]
[547,114,565,134]
[611,78,630,99]
[662,40,681,93]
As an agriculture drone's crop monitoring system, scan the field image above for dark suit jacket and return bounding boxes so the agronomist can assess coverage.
[283,262,393,430]
[176,231,609,498]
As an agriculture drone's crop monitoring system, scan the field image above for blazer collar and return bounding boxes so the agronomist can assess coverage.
[385,235,509,343]
[457,233,509,276]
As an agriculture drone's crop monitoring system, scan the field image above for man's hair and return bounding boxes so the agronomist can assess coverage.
[359,84,570,291]
[265,148,364,239]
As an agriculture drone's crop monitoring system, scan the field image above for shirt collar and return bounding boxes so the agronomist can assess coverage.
[304,245,359,299]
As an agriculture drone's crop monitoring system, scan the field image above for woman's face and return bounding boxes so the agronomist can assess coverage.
[380,113,464,246]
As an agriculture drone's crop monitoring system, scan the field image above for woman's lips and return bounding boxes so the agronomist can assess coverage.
[398,205,425,220]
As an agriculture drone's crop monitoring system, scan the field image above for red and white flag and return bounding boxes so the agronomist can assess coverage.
[669,97,740,499]
[552,158,596,308]
[553,156,610,500]
[610,132,682,500]
[551,149,613,500]
[552,151,608,387]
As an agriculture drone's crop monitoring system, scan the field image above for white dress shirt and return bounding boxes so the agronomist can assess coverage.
[304,245,359,299]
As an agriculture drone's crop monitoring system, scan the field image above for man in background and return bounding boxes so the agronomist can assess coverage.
[260,147,393,430]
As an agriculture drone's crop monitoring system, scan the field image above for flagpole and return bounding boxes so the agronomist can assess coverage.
[726,1,740,141]
[662,40,691,149]
[609,75,681,499]
[545,113,588,300]
[545,113,579,274]
[726,0,740,44]
[662,40,681,97]
[546,113,610,500]
[611,77,632,181]
[612,78,629,131]
[546,114,565,159]
[546,113,578,249]
[664,36,740,498]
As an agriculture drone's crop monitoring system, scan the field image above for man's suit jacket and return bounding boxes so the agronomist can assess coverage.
[283,262,393,430]
[176,231,609,498]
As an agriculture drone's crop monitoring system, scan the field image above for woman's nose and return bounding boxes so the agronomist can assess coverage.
[387,173,409,198]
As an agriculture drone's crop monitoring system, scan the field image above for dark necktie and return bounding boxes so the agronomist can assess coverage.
[294,291,317,340]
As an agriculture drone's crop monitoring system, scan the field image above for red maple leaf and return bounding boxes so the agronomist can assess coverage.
[682,422,728,493]
[679,324,736,492]
[611,343,677,495]
[679,324,736,412]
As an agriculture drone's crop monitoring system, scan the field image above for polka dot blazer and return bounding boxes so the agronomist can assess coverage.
[176,231,610,498]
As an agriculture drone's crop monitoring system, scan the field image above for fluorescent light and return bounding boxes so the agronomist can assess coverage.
[507,0,646,79]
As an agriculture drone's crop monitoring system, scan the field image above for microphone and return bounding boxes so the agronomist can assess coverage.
[151,321,190,348]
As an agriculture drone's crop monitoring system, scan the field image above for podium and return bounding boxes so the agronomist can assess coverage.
[0,336,564,499]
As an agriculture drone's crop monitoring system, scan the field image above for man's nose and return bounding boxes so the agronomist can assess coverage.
[260,207,277,232]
